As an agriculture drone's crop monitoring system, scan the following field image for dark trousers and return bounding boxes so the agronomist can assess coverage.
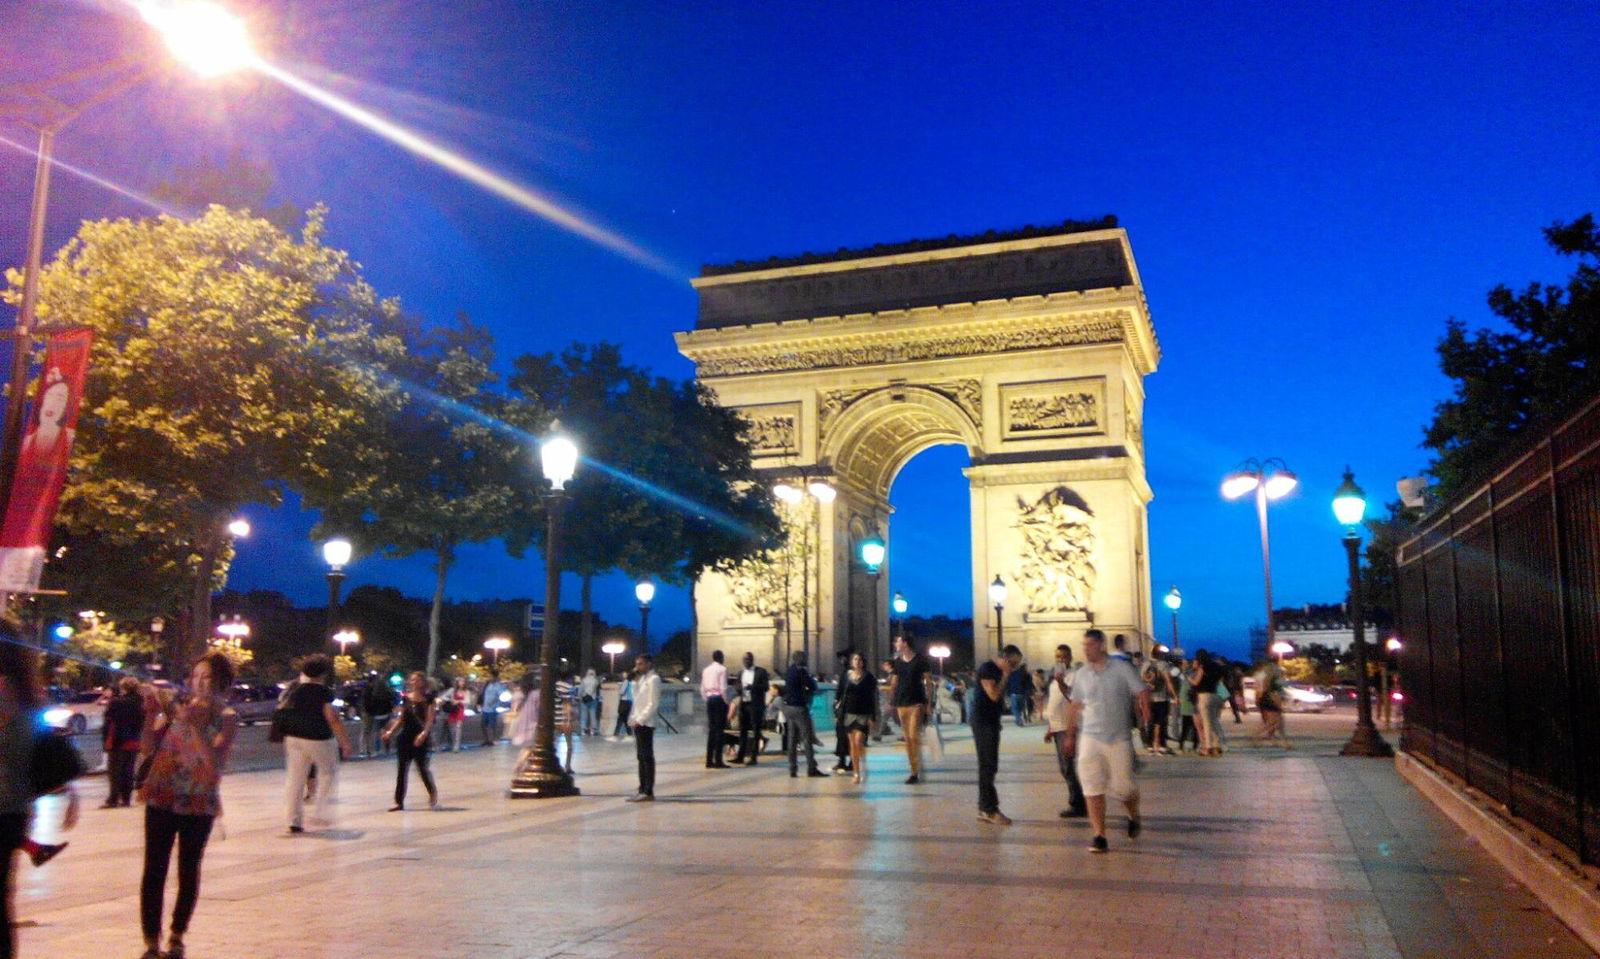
[107,748,137,805]
[481,711,501,744]
[738,700,764,761]
[783,705,817,771]
[1054,732,1086,812]
[973,720,1001,814]
[395,749,436,806]
[1228,693,1243,722]
[1147,701,1171,748]
[833,718,851,767]
[615,701,633,736]
[0,812,24,959]
[635,725,656,795]
[141,806,214,943]
[705,696,728,766]
[1178,714,1199,750]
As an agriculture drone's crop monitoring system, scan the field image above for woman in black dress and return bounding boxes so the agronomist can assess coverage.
[381,672,438,810]
[837,653,879,785]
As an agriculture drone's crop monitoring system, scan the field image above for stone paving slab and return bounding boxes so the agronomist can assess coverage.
[14,713,1594,958]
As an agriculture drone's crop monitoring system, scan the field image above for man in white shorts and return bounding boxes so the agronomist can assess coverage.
[1067,629,1152,853]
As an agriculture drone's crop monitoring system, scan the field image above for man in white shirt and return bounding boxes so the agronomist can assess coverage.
[626,654,661,802]
[1044,644,1086,818]
[701,650,729,769]
[1067,629,1151,854]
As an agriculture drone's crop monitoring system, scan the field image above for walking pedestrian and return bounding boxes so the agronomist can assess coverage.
[579,668,601,735]
[610,672,635,741]
[781,652,827,779]
[555,671,577,773]
[874,658,897,741]
[731,652,769,764]
[1190,651,1226,756]
[102,676,144,808]
[1004,660,1030,727]
[625,654,660,802]
[137,651,239,959]
[836,653,878,785]
[1142,655,1176,755]
[382,671,439,811]
[1045,645,1086,818]
[888,636,931,784]
[359,672,396,758]
[701,650,729,769]
[972,644,1022,825]
[1225,665,1246,724]
[441,677,473,752]
[1176,661,1200,753]
[1252,660,1293,749]
[1067,629,1152,854]
[830,648,854,774]
[479,672,509,746]
[280,654,352,834]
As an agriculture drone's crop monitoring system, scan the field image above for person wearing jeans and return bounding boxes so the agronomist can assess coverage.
[1045,645,1087,817]
[138,652,239,959]
[280,655,353,834]
[972,645,1022,825]
[625,654,661,802]
[780,652,826,778]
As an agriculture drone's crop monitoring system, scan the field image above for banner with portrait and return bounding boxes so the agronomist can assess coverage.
[0,328,93,592]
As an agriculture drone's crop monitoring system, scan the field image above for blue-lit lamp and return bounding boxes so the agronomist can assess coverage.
[1332,468,1367,530]
[859,536,886,574]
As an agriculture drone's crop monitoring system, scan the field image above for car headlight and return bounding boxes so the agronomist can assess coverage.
[43,708,71,726]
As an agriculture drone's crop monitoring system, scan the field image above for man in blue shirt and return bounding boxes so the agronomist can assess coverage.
[782,651,827,778]
[1067,629,1152,854]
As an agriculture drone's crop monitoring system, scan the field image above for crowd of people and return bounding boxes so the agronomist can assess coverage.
[0,618,1295,959]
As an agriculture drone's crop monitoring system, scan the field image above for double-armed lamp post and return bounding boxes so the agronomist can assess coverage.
[773,474,836,662]
[511,428,581,798]
[1333,468,1393,757]
[1222,458,1297,653]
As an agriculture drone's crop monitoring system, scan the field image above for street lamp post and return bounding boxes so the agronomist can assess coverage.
[635,580,655,649]
[929,643,950,678]
[1333,468,1392,757]
[1163,586,1181,653]
[511,428,581,798]
[1223,458,1298,653]
[859,535,885,662]
[1271,640,1295,665]
[774,474,836,663]
[322,538,352,644]
[484,636,512,667]
[1381,637,1401,729]
[0,4,256,509]
[988,575,1007,655]
[892,592,907,649]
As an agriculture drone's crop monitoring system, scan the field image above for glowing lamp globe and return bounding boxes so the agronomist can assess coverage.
[892,592,908,616]
[601,640,627,656]
[807,481,837,504]
[484,637,512,653]
[322,538,353,569]
[226,518,251,538]
[1163,586,1182,611]
[859,537,886,572]
[772,482,802,504]
[1332,468,1368,528]
[1263,469,1299,500]
[988,575,1007,607]
[139,0,256,77]
[635,580,656,606]
[540,433,579,489]
[1221,471,1260,500]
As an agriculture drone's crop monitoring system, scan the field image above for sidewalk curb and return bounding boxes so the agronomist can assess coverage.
[1395,750,1600,955]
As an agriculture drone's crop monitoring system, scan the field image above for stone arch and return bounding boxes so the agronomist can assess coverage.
[821,385,983,499]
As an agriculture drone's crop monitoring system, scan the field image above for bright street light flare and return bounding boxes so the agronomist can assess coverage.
[137,1,256,77]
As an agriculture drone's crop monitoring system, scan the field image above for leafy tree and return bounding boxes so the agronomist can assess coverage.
[306,314,538,676]
[52,619,159,687]
[8,205,409,665]
[1425,214,1599,498]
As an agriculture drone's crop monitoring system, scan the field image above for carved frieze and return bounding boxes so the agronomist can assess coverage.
[734,402,800,456]
[1000,377,1106,440]
[691,312,1126,378]
[818,388,874,433]
[1013,487,1097,614]
[817,378,982,437]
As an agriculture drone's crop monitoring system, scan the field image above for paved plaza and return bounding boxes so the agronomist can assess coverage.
[13,712,1594,959]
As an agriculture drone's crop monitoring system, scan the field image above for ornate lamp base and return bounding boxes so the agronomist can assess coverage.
[509,751,581,799]
[1339,723,1395,758]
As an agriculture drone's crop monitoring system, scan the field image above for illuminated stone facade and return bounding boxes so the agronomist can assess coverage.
[676,224,1159,671]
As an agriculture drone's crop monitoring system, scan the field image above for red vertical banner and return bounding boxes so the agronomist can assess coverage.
[0,328,92,592]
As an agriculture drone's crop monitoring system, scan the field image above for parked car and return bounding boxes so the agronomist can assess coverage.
[43,689,108,735]
[228,684,283,725]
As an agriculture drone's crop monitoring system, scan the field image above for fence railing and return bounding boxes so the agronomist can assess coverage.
[1396,394,1600,867]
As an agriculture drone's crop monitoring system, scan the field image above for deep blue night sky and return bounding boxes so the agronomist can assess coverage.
[2,1,1596,660]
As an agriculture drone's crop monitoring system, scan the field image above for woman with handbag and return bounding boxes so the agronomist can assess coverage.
[836,653,879,785]
[382,672,439,811]
[137,651,238,959]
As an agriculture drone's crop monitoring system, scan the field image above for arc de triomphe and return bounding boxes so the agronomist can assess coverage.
[676,222,1159,672]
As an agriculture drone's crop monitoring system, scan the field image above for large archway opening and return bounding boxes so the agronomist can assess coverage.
[884,444,974,670]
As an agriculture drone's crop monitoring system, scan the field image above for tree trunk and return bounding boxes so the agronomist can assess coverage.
[579,572,594,672]
[186,534,223,669]
[426,541,454,677]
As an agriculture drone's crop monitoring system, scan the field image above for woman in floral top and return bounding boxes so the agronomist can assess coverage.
[137,652,238,959]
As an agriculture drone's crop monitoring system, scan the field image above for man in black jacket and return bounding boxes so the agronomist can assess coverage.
[782,651,828,778]
[732,652,769,765]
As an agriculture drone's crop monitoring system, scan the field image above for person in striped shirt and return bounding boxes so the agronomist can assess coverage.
[554,672,578,774]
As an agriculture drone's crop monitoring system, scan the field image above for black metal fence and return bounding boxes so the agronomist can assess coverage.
[1396,394,1600,867]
